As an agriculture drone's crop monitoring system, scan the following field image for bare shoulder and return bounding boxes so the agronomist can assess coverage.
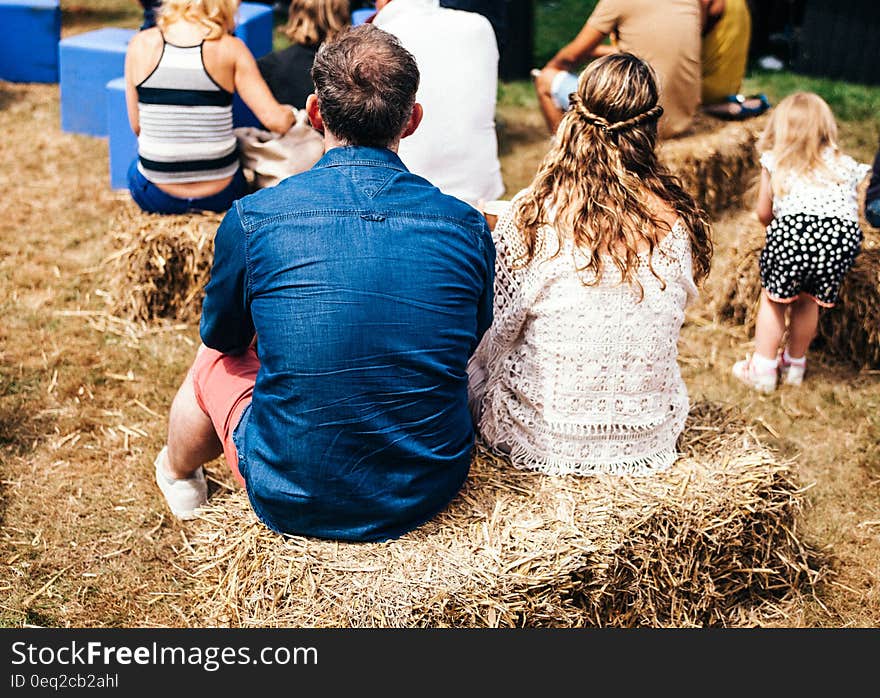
[126,28,163,82]
[128,26,162,53]
[213,34,249,61]
[643,192,682,236]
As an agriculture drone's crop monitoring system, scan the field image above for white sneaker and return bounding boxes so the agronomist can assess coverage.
[154,446,208,520]
[732,355,778,394]
[780,356,806,386]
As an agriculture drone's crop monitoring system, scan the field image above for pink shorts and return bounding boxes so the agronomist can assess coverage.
[189,346,259,487]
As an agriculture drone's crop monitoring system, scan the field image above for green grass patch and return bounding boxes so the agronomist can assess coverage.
[497,80,538,108]
[743,70,880,123]
[534,0,599,66]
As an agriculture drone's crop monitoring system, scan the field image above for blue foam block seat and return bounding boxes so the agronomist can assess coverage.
[235,2,274,59]
[352,7,376,26]
[59,27,135,136]
[230,2,275,129]
[0,0,61,83]
[106,77,137,190]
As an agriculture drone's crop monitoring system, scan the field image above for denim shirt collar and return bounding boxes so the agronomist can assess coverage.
[312,145,409,172]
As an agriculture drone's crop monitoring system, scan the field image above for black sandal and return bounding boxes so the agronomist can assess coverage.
[713,93,772,121]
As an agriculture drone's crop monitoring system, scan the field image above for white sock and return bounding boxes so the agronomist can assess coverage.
[155,446,198,483]
[783,348,806,366]
[155,447,178,484]
[752,353,778,373]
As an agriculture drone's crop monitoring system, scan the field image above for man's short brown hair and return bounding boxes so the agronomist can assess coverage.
[311,25,420,148]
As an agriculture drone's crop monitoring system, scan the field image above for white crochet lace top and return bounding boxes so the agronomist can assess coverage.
[470,201,698,476]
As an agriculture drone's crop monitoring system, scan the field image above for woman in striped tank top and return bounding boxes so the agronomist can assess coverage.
[124,0,298,214]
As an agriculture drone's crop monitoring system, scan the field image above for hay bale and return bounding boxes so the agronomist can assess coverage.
[104,114,768,322]
[187,401,822,628]
[715,215,766,329]
[104,208,219,323]
[718,222,880,368]
[817,240,880,367]
[659,113,768,216]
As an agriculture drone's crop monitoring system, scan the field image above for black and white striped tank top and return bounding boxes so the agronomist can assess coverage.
[136,38,239,184]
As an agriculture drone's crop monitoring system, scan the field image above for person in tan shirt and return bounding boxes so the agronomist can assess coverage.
[534,0,702,138]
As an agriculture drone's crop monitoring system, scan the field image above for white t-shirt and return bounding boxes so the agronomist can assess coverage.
[373,0,505,207]
[760,148,870,222]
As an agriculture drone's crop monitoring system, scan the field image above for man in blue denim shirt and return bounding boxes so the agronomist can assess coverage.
[153,25,495,542]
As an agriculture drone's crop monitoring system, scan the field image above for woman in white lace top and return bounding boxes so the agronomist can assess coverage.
[469,53,712,476]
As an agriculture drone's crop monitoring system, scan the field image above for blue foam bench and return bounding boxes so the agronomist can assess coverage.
[232,1,275,128]
[0,0,61,83]
[106,77,137,190]
[60,27,136,136]
[352,7,376,26]
[235,2,274,60]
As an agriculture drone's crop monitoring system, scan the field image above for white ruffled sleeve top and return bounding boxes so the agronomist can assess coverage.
[471,199,698,476]
[760,148,871,222]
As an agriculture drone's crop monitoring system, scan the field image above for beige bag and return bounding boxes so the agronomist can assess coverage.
[234,108,324,189]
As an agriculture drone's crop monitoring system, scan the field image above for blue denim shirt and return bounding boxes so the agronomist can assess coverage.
[200,146,495,541]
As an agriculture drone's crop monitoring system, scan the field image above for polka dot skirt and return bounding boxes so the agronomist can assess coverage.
[759,214,862,307]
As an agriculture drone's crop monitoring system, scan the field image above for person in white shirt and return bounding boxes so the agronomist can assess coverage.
[372,0,504,207]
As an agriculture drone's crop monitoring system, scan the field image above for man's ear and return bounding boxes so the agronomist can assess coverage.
[400,102,423,140]
[306,94,324,133]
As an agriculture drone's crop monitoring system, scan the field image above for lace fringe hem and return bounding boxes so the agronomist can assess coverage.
[495,443,680,477]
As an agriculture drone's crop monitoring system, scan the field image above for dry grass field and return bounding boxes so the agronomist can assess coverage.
[0,3,878,627]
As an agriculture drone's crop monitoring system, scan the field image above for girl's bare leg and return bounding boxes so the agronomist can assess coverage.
[753,292,787,361]
[786,293,820,358]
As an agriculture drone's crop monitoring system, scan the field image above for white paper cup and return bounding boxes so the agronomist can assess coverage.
[480,199,511,230]
[481,200,511,217]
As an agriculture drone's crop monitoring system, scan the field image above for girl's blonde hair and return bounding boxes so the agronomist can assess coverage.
[515,53,712,294]
[157,0,239,40]
[285,0,350,46]
[757,91,841,195]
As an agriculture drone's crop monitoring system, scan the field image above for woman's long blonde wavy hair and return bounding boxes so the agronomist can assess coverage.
[514,53,712,295]
[756,91,842,196]
[285,0,350,46]
[157,0,238,40]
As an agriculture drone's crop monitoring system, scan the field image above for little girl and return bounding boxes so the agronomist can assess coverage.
[733,92,870,392]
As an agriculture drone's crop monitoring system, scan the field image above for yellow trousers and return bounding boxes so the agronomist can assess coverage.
[702,0,752,104]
